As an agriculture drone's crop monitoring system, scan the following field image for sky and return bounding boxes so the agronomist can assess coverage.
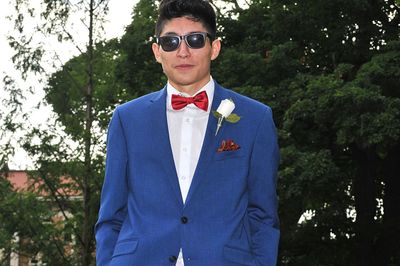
[0,0,139,76]
[0,0,139,169]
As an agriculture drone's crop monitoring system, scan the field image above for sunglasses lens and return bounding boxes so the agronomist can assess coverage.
[186,33,206,49]
[158,33,209,52]
[159,36,180,52]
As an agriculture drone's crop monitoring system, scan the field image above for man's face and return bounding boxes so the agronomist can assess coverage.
[152,17,221,95]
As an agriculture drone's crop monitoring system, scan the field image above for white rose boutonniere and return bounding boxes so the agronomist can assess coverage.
[212,99,241,135]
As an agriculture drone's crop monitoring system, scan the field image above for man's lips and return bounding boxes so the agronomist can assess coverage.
[175,64,194,70]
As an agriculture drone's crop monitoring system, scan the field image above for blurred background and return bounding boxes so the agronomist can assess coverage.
[0,0,399,265]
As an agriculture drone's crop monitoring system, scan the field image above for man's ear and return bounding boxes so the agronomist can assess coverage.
[152,43,162,63]
[210,39,221,61]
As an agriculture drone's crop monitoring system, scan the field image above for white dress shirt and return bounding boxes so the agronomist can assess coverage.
[166,77,214,266]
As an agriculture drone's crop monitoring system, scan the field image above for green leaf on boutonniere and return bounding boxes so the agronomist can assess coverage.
[212,110,241,123]
[212,110,222,119]
[226,113,241,123]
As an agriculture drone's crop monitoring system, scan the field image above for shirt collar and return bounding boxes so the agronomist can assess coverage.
[166,76,215,113]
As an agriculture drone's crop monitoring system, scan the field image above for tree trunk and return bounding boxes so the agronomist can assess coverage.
[82,0,95,265]
[353,147,377,266]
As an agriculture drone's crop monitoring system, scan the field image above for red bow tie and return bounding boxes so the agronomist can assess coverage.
[171,91,208,111]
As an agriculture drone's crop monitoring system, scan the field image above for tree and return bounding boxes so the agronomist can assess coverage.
[116,0,163,97]
[0,75,26,172]
[6,0,117,265]
[23,0,160,264]
[211,0,400,264]
[0,171,76,265]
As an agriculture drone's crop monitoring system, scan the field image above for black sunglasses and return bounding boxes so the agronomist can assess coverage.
[156,32,213,52]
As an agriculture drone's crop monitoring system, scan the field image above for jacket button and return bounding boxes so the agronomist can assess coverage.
[181,216,188,224]
[169,255,177,263]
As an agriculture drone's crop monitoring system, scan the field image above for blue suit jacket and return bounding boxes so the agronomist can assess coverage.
[95,82,280,266]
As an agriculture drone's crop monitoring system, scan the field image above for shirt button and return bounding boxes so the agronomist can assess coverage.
[169,255,177,263]
[181,176,186,180]
[185,118,191,123]
[182,147,188,152]
[181,216,188,224]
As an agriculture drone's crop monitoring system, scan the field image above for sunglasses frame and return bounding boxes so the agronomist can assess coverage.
[156,32,213,52]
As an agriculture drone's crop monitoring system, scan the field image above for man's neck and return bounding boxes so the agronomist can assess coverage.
[169,77,211,96]
[178,87,201,96]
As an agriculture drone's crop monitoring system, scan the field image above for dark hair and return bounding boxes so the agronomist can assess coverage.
[155,0,216,40]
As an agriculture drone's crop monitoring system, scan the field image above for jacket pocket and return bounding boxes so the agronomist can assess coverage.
[112,239,139,258]
[214,148,245,161]
[223,245,255,265]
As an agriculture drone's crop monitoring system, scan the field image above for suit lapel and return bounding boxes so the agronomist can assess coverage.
[184,82,230,206]
[148,88,184,207]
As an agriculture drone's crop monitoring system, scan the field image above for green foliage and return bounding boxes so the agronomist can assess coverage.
[117,0,164,96]
[4,1,113,265]
[213,0,400,264]
[0,173,77,265]
[280,54,400,263]
[45,40,127,135]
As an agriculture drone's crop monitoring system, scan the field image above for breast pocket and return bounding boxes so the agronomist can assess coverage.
[214,148,246,161]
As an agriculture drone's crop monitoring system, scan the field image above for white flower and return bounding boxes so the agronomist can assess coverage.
[216,99,235,118]
[215,99,237,136]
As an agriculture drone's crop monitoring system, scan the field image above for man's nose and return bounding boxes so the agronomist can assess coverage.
[177,39,190,57]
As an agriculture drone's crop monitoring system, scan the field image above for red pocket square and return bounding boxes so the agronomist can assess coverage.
[217,139,240,152]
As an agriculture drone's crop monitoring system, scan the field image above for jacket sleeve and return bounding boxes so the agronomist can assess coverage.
[95,107,129,266]
[248,107,280,266]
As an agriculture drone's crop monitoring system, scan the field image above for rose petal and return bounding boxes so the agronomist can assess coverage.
[217,99,235,118]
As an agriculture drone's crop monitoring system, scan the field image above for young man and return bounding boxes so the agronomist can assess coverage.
[95,0,280,265]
